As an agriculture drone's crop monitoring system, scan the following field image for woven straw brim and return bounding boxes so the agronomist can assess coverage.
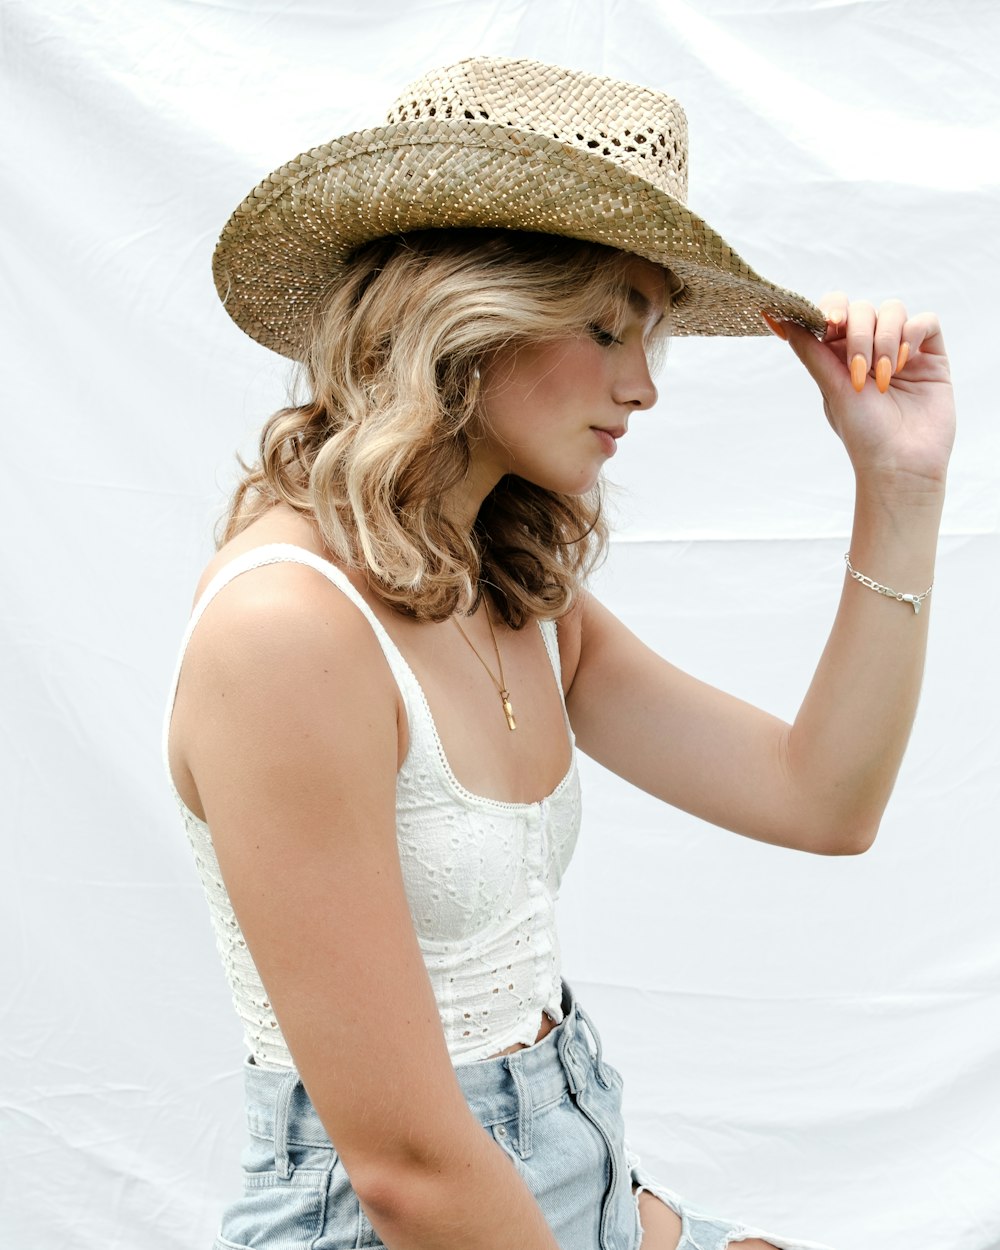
[213,119,826,360]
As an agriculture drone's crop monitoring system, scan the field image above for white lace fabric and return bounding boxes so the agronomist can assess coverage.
[163,544,582,1068]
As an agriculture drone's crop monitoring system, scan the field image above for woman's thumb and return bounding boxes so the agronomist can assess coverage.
[783,321,846,400]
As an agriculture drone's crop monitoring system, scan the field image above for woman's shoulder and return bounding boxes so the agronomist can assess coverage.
[170,507,405,820]
[184,505,390,682]
[192,504,346,602]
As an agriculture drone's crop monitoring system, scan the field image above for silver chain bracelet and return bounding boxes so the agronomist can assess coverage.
[844,553,933,615]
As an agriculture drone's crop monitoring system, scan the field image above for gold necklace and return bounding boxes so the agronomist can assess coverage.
[452,599,517,731]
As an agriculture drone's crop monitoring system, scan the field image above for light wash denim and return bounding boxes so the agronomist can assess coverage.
[214,984,830,1250]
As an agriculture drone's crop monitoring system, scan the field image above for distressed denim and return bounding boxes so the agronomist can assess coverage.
[214,984,830,1250]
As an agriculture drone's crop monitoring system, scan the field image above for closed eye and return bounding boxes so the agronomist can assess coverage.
[587,324,622,347]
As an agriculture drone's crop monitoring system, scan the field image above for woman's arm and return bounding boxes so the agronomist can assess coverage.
[175,563,560,1250]
[566,295,955,855]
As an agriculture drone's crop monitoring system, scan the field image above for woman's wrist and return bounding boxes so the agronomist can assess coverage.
[846,486,944,595]
[851,464,947,520]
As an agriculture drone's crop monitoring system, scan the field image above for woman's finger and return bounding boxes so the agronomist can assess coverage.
[897,310,946,370]
[783,299,946,403]
[872,298,908,393]
[844,299,877,392]
[818,290,850,341]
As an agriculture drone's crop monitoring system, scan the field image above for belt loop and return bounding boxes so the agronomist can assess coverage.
[504,1053,534,1160]
[561,979,573,1017]
[557,1013,584,1095]
[574,1003,612,1089]
[273,1070,299,1180]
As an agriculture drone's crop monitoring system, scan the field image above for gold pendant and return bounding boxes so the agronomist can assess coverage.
[500,690,517,731]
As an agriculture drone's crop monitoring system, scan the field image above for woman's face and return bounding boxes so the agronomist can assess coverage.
[471,256,666,498]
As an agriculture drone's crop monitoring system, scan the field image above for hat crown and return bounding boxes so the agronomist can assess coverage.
[386,57,689,202]
[214,56,824,358]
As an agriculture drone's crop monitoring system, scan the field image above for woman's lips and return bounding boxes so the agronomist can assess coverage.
[592,427,621,456]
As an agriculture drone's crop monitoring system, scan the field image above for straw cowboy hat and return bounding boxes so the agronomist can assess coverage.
[213,56,825,360]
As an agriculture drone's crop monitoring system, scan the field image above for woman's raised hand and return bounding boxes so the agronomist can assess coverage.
[766,295,956,500]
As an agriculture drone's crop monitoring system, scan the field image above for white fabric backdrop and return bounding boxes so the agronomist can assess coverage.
[2,2,997,1248]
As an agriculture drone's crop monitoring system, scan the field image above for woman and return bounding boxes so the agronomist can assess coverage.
[165,57,954,1250]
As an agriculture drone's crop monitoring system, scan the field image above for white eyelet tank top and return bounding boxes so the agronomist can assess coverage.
[163,544,582,1068]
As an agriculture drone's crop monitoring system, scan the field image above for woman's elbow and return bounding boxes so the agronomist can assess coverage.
[810,817,880,856]
[786,780,887,855]
[346,1146,448,1238]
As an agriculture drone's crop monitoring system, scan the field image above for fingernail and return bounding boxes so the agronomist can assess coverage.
[761,311,788,340]
[828,309,844,326]
[896,341,910,372]
[875,355,892,393]
[850,354,868,392]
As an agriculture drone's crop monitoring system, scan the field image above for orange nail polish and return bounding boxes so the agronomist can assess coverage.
[875,355,892,393]
[828,308,844,326]
[896,341,910,372]
[850,354,868,392]
[761,311,788,340]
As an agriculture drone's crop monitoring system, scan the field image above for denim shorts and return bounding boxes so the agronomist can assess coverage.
[215,983,830,1250]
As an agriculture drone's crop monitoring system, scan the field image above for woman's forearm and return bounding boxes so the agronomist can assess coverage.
[354,1118,562,1250]
[784,477,946,850]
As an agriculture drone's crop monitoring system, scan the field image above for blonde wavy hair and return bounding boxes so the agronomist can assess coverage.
[221,229,671,627]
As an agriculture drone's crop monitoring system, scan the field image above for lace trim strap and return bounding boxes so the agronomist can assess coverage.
[538,618,575,743]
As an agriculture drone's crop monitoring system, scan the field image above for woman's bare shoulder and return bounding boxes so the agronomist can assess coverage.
[183,505,392,699]
[192,504,338,604]
[180,506,383,692]
[170,505,404,816]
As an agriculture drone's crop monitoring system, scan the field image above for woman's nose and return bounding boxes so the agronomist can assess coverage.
[613,354,658,411]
